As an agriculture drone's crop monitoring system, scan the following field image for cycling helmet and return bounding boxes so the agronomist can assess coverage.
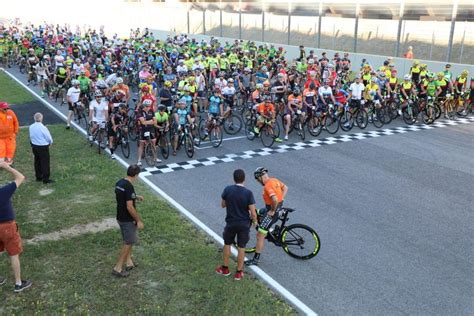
[254,167,268,180]
[116,77,123,84]
[437,72,444,77]
[263,81,270,87]
[427,72,435,78]
[157,104,166,111]
[219,71,225,77]
[461,70,468,76]
[228,78,234,83]
[293,88,301,96]
[214,88,221,93]
[244,67,251,72]
[58,68,67,75]
[391,69,398,74]
[371,77,378,83]
[308,58,314,65]
[72,79,80,85]
[403,74,411,81]
[309,82,316,90]
[141,85,150,93]
[164,81,172,87]
[94,90,103,97]
[256,83,263,90]
[328,63,334,68]
[261,66,268,71]
[118,103,127,110]
[379,72,386,78]
[143,99,153,107]
[96,80,107,89]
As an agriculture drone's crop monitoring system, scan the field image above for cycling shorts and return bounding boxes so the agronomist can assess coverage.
[257,203,282,235]
[139,129,155,141]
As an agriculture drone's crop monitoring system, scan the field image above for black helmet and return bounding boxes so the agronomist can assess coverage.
[293,88,301,96]
[254,167,268,180]
[157,104,166,111]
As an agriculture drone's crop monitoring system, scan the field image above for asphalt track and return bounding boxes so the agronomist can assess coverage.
[5,67,474,315]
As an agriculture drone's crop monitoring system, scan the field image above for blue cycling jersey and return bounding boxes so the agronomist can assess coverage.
[209,96,222,114]
[176,108,188,125]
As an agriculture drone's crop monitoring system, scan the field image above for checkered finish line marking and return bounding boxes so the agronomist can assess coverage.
[140,117,474,176]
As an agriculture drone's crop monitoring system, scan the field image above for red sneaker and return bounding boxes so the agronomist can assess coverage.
[215,266,231,276]
[234,271,244,281]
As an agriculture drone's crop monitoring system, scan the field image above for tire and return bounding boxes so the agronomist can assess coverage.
[97,130,105,154]
[198,118,208,141]
[191,123,200,147]
[371,108,384,128]
[120,132,131,159]
[144,142,156,167]
[435,103,442,120]
[79,112,89,131]
[128,119,138,142]
[260,125,275,147]
[307,116,322,137]
[389,102,399,120]
[209,125,223,148]
[157,134,170,159]
[296,120,305,141]
[223,113,242,135]
[455,101,469,118]
[281,224,321,260]
[380,106,392,125]
[244,118,256,140]
[402,106,417,125]
[184,134,194,158]
[356,109,368,129]
[339,111,353,131]
[324,113,339,134]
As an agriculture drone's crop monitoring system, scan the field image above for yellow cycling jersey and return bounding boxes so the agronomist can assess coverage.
[402,82,412,90]
[411,66,420,74]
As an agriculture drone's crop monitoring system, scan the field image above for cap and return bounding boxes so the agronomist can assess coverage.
[0,102,9,109]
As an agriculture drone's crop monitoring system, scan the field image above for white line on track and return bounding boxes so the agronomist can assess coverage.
[196,135,247,150]
[2,68,317,316]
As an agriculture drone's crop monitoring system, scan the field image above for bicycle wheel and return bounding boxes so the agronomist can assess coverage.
[281,224,320,260]
[380,106,392,125]
[128,118,138,141]
[145,142,156,167]
[158,133,170,159]
[191,123,201,147]
[402,106,416,125]
[371,108,384,128]
[209,125,223,148]
[184,134,194,158]
[296,120,305,141]
[120,131,131,158]
[455,100,469,118]
[244,118,256,140]
[434,102,442,120]
[260,125,275,147]
[356,109,368,129]
[307,116,322,137]
[223,113,243,135]
[339,111,354,131]
[78,112,89,131]
[97,129,105,154]
[324,113,339,134]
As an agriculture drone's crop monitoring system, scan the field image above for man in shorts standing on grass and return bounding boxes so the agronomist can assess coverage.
[0,162,32,292]
[216,169,257,280]
[113,164,144,277]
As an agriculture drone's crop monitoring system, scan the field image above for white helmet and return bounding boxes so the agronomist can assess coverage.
[116,77,123,84]
[94,90,103,97]
[308,58,315,65]
[404,74,411,80]
[72,79,80,85]
[96,80,107,89]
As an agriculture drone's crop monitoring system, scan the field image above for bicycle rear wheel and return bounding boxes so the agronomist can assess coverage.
[120,131,131,158]
[339,111,354,131]
[158,134,170,159]
[356,109,368,129]
[244,118,256,140]
[145,142,156,167]
[324,113,339,134]
[281,224,320,260]
[128,118,138,141]
[260,125,275,147]
[184,134,194,158]
[209,125,223,148]
[307,116,322,137]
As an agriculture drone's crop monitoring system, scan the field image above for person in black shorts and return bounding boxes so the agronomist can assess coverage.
[216,169,257,281]
[113,164,144,277]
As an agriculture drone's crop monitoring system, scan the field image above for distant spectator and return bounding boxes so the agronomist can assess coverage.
[0,102,19,165]
[29,112,54,184]
[298,45,306,62]
[404,46,414,59]
[0,162,32,292]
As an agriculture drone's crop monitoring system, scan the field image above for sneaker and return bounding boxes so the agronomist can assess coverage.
[14,280,32,293]
[112,269,129,278]
[111,154,116,160]
[234,271,244,281]
[88,136,93,142]
[274,137,283,143]
[244,258,259,266]
[0,277,6,286]
[253,127,260,134]
[284,135,288,140]
[215,266,231,276]
[156,158,162,163]
[398,109,402,116]
[137,161,142,167]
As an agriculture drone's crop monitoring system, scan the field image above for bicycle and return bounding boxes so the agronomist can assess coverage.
[286,109,306,141]
[142,130,157,167]
[174,123,195,158]
[199,116,223,148]
[222,106,243,135]
[156,127,170,160]
[421,96,437,124]
[246,116,280,147]
[111,124,130,158]
[73,101,89,131]
[244,207,320,260]
[53,83,67,106]
[306,104,339,136]
[89,121,107,154]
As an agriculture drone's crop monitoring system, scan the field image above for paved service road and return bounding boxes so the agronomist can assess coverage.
[6,68,473,315]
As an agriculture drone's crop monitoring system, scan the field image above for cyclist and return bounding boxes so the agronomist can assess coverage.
[317,80,336,113]
[399,75,417,115]
[108,103,129,159]
[245,167,288,266]
[137,99,159,166]
[172,99,193,156]
[283,88,303,140]
[66,79,81,129]
[253,95,275,134]
[154,104,170,139]
[88,90,109,142]
[453,70,469,94]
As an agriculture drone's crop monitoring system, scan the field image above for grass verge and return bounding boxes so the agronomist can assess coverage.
[0,131,294,313]
[0,71,36,104]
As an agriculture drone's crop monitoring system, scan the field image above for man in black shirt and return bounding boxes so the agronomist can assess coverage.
[216,169,257,281]
[113,164,144,277]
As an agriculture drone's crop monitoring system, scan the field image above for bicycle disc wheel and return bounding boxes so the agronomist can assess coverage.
[145,143,156,167]
[281,224,320,260]
[158,134,170,159]
[325,113,339,134]
[223,113,243,135]
[184,134,194,158]
[209,125,223,148]
[120,132,131,158]
[260,125,275,147]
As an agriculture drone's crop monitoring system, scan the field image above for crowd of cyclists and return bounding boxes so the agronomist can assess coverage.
[0,20,473,166]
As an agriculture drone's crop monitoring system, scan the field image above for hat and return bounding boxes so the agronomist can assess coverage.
[0,102,9,109]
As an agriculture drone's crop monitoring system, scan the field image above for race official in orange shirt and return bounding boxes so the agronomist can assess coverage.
[246,167,288,266]
[0,102,19,164]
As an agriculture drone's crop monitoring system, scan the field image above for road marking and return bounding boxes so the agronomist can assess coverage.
[2,68,318,316]
[196,135,247,150]
[144,117,474,175]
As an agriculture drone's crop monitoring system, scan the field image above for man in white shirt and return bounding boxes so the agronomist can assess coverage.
[349,75,365,102]
[66,80,81,129]
[29,113,53,184]
[88,90,109,141]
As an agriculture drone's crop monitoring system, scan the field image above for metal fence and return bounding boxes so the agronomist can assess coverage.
[182,0,473,64]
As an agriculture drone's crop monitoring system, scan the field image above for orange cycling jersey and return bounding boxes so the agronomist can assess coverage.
[263,178,286,206]
[252,90,261,102]
[257,103,275,117]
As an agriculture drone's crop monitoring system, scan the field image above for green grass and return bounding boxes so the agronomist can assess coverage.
[0,126,295,314]
[0,71,36,104]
